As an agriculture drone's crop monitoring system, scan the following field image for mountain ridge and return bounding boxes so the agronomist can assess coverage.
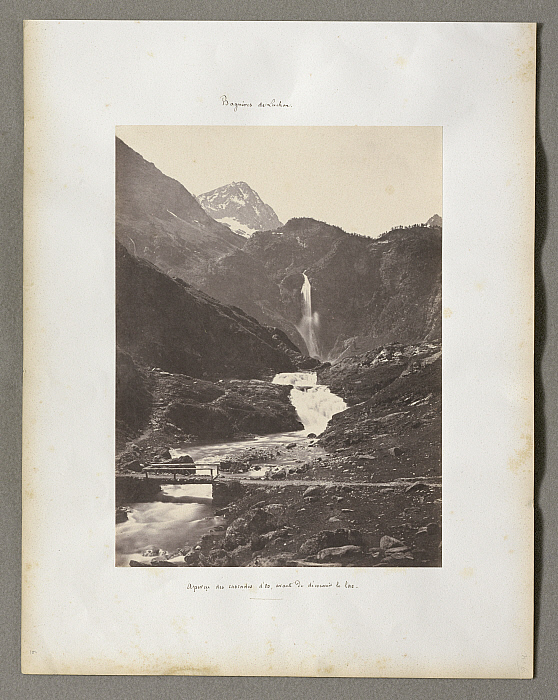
[198,218,442,360]
[116,239,316,379]
[116,137,243,286]
[115,139,441,363]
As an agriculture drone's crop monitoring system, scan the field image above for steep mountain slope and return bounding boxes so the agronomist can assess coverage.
[116,137,242,285]
[308,224,442,358]
[197,181,283,237]
[115,138,441,363]
[116,241,307,380]
[198,218,442,360]
[116,240,318,449]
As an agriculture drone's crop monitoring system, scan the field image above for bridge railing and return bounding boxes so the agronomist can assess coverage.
[141,463,220,481]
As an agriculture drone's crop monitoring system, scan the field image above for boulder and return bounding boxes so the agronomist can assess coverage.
[379,535,402,551]
[183,550,200,566]
[258,529,291,546]
[231,543,254,566]
[405,481,429,493]
[219,459,250,473]
[250,535,266,551]
[380,551,414,563]
[151,559,178,567]
[303,486,321,498]
[299,528,363,556]
[150,555,170,564]
[262,504,285,518]
[170,454,194,464]
[223,507,279,550]
[199,548,231,567]
[250,553,298,567]
[151,448,172,461]
[316,545,362,561]
[122,459,142,472]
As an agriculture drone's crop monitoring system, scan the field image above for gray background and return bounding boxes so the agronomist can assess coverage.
[1,2,554,698]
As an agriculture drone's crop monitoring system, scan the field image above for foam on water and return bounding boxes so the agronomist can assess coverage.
[273,371,347,436]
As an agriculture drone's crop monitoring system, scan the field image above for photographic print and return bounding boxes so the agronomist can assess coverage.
[115,126,443,568]
[23,20,534,676]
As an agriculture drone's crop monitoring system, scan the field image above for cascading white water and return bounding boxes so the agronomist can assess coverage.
[273,371,347,436]
[115,484,219,566]
[297,272,320,358]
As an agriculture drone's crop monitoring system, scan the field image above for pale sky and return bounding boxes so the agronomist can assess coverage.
[116,126,442,238]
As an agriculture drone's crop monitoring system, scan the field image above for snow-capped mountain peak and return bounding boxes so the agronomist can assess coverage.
[197,181,283,238]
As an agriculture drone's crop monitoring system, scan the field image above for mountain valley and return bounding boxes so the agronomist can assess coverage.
[115,137,442,568]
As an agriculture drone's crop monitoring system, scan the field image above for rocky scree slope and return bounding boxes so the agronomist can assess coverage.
[317,341,442,482]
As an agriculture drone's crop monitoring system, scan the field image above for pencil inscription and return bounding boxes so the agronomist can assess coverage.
[220,95,292,111]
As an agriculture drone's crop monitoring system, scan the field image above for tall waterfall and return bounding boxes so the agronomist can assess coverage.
[273,372,347,436]
[297,272,320,358]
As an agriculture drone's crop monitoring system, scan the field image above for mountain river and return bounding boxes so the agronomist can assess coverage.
[115,372,347,565]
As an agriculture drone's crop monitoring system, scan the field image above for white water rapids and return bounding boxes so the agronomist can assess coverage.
[273,371,347,436]
[116,373,347,565]
[115,483,220,566]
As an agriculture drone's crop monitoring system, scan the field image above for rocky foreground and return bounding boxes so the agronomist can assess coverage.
[123,468,441,568]
[118,341,441,568]
[132,479,441,568]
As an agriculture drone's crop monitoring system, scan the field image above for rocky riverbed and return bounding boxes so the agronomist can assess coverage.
[118,341,442,568]
[116,371,304,469]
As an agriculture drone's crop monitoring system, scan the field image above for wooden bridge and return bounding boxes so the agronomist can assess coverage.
[139,462,221,484]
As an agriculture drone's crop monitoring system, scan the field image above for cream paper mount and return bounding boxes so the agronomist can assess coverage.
[23,21,534,677]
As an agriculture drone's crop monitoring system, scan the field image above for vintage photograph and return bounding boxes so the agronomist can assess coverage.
[115,126,442,568]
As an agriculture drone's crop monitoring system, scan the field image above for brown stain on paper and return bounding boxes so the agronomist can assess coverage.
[508,433,533,474]
[517,59,535,84]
